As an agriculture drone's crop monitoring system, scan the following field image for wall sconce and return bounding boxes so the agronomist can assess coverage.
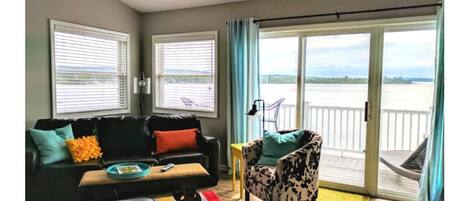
[133,72,151,95]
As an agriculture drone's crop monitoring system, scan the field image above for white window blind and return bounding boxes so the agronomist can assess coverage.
[153,31,217,116]
[51,20,130,117]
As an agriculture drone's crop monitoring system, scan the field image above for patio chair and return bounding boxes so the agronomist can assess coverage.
[180,97,199,107]
[180,97,212,108]
[379,138,427,181]
[264,98,285,131]
[243,130,323,201]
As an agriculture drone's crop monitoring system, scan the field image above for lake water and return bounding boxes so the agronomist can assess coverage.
[261,83,434,111]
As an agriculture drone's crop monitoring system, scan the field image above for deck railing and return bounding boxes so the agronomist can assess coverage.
[264,103,432,152]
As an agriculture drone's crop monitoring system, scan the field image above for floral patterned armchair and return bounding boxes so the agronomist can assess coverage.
[242,130,323,201]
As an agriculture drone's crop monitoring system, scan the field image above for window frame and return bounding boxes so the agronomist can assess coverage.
[152,31,218,118]
[50,20,131,118]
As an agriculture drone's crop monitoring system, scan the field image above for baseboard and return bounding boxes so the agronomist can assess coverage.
[219,164,228,172]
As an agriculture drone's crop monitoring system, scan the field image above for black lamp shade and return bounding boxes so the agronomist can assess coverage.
[247,104,258,115]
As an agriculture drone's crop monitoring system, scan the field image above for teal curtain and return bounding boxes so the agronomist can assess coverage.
[226,18,260,170]
[419,6,444,201]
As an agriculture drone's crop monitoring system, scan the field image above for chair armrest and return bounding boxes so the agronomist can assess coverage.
[242,139,263,167]
[198,135,220,185]
[274,134,323,200]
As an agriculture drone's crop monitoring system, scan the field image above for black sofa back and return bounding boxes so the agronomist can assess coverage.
[147,114,201,131]
[34,118,99,138]
[98,116,152,159]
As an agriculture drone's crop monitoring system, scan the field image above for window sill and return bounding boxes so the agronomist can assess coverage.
[153,107,218,119]
[53,108,131,119]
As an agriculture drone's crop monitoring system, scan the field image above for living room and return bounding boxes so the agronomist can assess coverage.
[1,0,466,200]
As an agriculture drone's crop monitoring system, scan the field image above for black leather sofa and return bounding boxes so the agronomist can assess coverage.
[25,114,220,201]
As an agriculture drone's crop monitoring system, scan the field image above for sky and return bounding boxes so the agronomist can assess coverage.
[259,29,436,78]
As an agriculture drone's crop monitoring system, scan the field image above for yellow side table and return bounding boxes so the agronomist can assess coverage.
[231,143,245,198]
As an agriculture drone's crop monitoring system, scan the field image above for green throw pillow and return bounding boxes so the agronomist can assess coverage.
[257,130,304,166]
[29,124,74,165]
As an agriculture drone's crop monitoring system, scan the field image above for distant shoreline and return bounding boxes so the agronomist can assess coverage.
[261,75,433,84]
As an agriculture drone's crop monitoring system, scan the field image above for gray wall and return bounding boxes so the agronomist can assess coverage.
[26,0,141,128]
[141,0,436,166]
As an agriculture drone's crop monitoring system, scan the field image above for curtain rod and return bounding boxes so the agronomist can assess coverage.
[253,3,442,23]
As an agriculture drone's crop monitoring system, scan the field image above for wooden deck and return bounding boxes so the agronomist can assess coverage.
[320,152,419,198]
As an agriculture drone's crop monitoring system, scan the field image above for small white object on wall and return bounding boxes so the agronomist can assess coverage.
[133,73,151,95]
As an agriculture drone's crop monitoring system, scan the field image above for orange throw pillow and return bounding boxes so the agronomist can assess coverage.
[154,128,198,154]
[65,136,103,163]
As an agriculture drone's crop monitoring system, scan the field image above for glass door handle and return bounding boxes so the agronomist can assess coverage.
[364,101,368,122]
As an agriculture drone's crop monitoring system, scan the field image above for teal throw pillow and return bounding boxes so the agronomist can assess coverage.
[29,124,74,165]
[257,130,304,166]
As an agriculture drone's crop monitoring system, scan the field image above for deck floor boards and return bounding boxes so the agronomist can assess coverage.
[319,153,418,197]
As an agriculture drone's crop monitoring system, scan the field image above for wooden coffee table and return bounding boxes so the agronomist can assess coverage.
[79,163,209,201]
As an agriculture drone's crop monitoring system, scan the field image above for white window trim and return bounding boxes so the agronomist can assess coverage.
[50,19,131,118]
[152,31,219,118]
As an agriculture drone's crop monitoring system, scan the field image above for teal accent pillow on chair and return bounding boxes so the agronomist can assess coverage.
[257,130,304,166]
[29,124,74,165]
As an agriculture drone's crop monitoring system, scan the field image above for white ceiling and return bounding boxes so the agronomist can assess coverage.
[120,0,247,13]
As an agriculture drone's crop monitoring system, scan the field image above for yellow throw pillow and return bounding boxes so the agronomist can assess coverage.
[66,136,103,163]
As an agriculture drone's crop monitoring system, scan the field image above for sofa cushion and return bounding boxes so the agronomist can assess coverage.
[97,116,152,160]
[156,150,209,170]
[35,118,98,138]
[101,156,159,168]
[36,159,102,181]
[35,159,101,201]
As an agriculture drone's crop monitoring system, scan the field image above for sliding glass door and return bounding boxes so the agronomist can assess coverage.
[259,37,298,130]
[259,16,436,200]
[303,33,371,187]
[378,28,436,198]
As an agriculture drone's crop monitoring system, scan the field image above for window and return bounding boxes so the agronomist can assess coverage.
[152,31,218,118]
[50,20,130,118]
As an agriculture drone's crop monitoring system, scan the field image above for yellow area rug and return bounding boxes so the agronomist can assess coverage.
[318,188,370,201]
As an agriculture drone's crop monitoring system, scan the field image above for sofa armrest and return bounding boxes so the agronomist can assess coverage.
[26,148,38,173]
[242,139,263,167]
[274,134,323,200]
[198,135,220,185]
[26,130,39,174]
[26,145,39,201]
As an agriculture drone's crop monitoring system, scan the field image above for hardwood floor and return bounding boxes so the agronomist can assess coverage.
[202,172,392,201]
